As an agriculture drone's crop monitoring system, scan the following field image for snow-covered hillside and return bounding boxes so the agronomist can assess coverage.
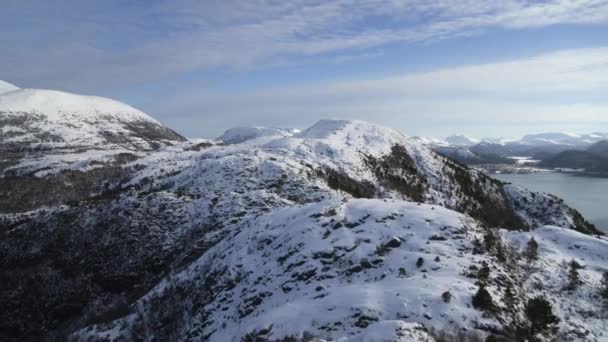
[0,88,185,176]
[1,103,606,341]
[76,200,608,342]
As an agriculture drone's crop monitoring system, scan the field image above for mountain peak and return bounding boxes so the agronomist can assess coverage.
[217,126,299,144]
[0,88,157,123]
[296,119,407,140]
[445,134,480,146]
[0,87,185,176]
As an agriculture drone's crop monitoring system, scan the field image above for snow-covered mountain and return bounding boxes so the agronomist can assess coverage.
[520,132,608,147]
[1,92,607,341]
[445,132,608,149]
[434,132,608,166]
[0,87,187,212]
[217,126,300,144]
[0,88,186,177]
[445,134,480,147]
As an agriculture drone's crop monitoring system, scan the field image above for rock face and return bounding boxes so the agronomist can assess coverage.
[1,94,606,342]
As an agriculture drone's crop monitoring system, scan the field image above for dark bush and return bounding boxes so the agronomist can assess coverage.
[472,285,494,312]
[525,296,559,335]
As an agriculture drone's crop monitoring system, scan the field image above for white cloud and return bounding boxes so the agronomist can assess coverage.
[2,0,608,90]
[145,47,608,137]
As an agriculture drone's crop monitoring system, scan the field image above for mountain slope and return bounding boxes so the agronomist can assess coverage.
[75,201,608,342]
[587,140,608,158]
[0,88,185,176]
[540,150,608,172]
[0,113,605,341]
[539,141,608,174]
[0,88,188,212]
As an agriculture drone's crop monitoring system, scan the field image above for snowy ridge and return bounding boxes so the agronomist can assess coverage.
[217,126,300,144]
[0,88,185,176]
[445,134,480,147]
[0,88,158,123]
[519,132,603,147]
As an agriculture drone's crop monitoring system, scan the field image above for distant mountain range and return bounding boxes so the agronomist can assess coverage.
[444,134,480,147]
[540,140,608,174]
[431,132,608,173]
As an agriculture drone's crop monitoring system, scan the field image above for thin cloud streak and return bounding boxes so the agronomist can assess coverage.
[2,0,608,91]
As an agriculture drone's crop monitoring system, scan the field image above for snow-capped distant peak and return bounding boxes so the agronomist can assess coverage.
[296,119,408,140]
[217,126,300,144]
[520,132,588,146]
[0,88,158,123]
[410,136,450,147]
[0,80,19,94]
[444,134,480,147]
[295,119,355,139]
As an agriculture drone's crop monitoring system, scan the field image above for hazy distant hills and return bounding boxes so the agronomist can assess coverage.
[588,140,608,158]
[444,134,480,147]
[433,132,608,171]
[540,140,608,173]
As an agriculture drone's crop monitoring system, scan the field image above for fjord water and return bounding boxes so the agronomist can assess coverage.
[493,172,608,233]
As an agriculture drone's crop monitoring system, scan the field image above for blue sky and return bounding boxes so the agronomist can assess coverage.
[1,0,608,139]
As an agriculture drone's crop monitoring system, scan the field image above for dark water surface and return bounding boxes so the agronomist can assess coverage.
[492,172,608,233]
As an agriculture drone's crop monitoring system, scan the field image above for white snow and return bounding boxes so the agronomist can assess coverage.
[0,88,184,176]
[445,134,480,147]
[217,126,299,144]
[0,88,157,123]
